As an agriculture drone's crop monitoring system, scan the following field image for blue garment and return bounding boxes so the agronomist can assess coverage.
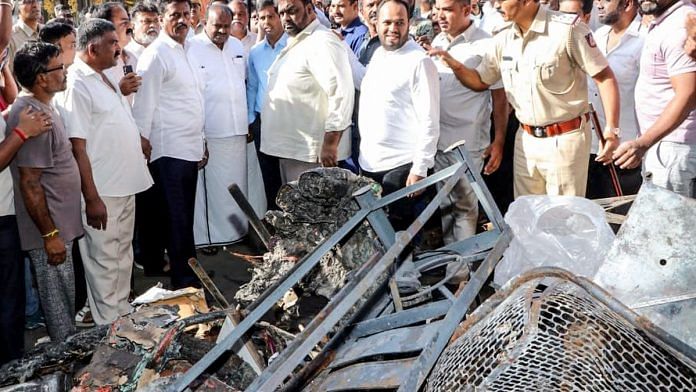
[341,17,369,56]
[246,34,289,124]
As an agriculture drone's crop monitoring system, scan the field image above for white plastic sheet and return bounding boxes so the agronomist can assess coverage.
[494,195,615,287]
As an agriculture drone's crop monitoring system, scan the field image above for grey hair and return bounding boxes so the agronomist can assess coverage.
[76,18,117,52]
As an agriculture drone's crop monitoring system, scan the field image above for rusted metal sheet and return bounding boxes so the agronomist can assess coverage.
[318,358,416,391]
[330,322,441,369]
[593,180,696,349]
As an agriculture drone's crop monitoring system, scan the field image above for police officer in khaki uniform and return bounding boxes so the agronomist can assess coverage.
[429,0,621,197]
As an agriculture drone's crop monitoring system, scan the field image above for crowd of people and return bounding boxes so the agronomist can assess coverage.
[0,0,694,366]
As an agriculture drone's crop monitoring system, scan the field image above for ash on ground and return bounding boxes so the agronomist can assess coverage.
[234,168,381,312]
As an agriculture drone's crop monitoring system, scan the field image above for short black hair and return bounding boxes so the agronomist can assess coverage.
[256,0,276,12]
[77,18,117,52]
[158,0,193,14]
[39,22,75,45]
[46,17,75,26]
[377,0,410,18]
[131,1,160,19]
[206,3,233,19]
[13,41,61,89]
[93,2,129,23]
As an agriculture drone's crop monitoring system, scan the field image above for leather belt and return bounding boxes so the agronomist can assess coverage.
[521,113,590,138]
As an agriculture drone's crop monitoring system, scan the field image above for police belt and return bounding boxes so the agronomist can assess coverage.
[521,113,590,138]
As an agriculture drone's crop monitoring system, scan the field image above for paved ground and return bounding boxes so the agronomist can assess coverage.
[24,238,260,351]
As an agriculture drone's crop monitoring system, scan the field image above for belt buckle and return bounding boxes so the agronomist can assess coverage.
[533,126,546,138]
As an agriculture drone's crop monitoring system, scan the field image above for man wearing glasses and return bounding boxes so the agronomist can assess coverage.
[9,0,42,73]
[7,41,82,342]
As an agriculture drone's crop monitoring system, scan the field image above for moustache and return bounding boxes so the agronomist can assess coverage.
[146,28,158,35]
[114,50,121,58]
[369,11,377,19]
[175,23,187,30]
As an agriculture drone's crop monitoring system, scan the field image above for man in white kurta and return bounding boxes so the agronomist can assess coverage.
[262,0,354,184]
[358,0,440,230]
[56,19,153,325]
[188,4,249,248]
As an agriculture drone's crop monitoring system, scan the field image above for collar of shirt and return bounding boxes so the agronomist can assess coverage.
[434,22,479,49]
[341,17,364,34]
[16,20,39,37]
[263,33,288,50]
[287,18,321,47]
[159,31,186,49]
[594,19,643,50]
[513,5,548,38]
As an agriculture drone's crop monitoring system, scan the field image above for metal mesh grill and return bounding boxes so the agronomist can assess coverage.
[426,278,696,391]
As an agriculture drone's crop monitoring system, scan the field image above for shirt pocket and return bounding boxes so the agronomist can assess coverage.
[499,60,515,90]
[536,55,575,95]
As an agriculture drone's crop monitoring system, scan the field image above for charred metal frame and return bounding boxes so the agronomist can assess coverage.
[171,143,510,392]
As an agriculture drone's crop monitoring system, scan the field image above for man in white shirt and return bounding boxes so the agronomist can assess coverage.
[132,0,206,289]
[56,19,153,325]
[94,2,142,101]
[263,0,354,183]
[125,1,161,60]
[188,4,249,250]
[359,0,440,229]
[586,0,643,199]
[230,0,258,54]
[429,0,507,245]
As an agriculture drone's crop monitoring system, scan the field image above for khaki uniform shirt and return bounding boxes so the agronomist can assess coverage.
[476,6,608,127]
[8,21,40,74]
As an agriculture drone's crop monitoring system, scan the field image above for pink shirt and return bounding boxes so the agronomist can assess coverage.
[635,0,696,144]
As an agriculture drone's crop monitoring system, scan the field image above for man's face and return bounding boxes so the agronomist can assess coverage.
[329,0,359,28]
[109,5,132,47]
[161,1,191,44]
[258,6,284,40]
[57,32,76,66]
[19,0,42,23]
[251,9,259,32]
[278,0,313,36]
[39,55,68,93]
[639,0,676,15]
[597,0,622,25]
[134,11,161,46]
[435,0,470,35]
[378,1,409,51]
[361,0,380,29]
[494,0,525,22]
[205,8,231,47]
[229,0,250,36]
[191,0,203,22]
[92,30,121,70]
[559,0,590,23]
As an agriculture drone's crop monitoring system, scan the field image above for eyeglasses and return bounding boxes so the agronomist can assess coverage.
[41,63,66,74]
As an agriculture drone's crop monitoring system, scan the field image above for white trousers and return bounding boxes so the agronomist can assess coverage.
[434,149,484,244]
[79,195,135,325]
[195,136,249,246]
[644,140,696,198]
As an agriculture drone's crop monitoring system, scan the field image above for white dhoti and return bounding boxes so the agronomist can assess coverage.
[195,136,249,246]
[247,142,267,218]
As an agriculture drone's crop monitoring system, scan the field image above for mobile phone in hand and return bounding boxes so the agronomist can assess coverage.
[123,65,133,75]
